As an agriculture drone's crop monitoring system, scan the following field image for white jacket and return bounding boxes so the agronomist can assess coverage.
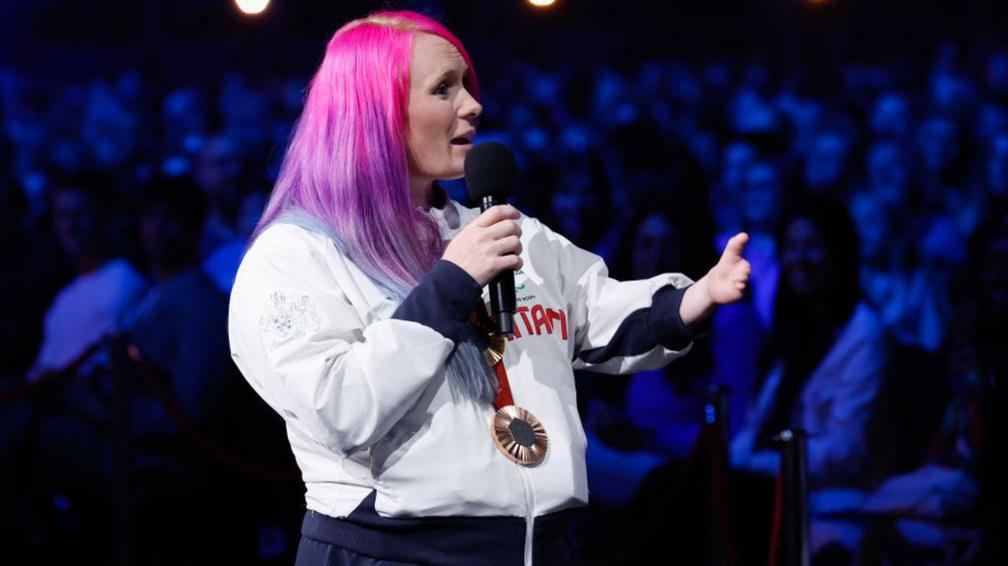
[228,198,695,563]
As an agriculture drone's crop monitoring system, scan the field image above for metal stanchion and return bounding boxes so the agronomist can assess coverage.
[772,429,810,566]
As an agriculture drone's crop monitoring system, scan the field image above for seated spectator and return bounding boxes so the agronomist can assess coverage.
[708,141,756,238]
[730,200,890,559]
[194,132,246,257]
[616,209,761,456]
[127,175,231,443]
[722,158,784,330]
[125,175,234,565]
[730,199,888,487]
[851,190,950,352]
[202,188,267,293]
[29,170,146,380]
[811,212,1007,564]
[27,171,146,562]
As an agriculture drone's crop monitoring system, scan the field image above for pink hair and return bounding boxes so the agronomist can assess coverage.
[254,10,480,298]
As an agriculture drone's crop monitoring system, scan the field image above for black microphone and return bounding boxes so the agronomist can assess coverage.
[464,142,519,336]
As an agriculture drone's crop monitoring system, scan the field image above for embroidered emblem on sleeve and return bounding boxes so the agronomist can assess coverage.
[258,291,323,350]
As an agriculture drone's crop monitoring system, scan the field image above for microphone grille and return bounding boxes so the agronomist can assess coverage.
[464,142,518,200]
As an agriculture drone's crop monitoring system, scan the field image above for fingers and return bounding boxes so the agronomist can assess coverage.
[733,260,751,291]
[499,254,524,271]
[723,232,749,259]
[486,218,522,240]
[475,204,520,227]
[736,258,751,280]
[494,234,523,256]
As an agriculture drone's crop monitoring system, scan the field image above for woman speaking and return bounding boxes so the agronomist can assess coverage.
[228,10,751,565]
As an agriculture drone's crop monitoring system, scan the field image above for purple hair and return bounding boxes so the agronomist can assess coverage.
[254,10,480,298]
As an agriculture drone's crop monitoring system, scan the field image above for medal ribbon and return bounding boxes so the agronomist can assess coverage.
[472,299,550,467]
[469,300,514,410]
[491,360,513,410]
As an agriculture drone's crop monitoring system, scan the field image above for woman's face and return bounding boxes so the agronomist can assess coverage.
[631,214,684,279]
[406,33,482,184]
[780,217,829,296]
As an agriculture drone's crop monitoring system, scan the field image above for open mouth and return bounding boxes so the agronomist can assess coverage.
[450,135,473,146]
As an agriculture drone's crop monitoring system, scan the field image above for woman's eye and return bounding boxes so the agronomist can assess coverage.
[434,82,449,96]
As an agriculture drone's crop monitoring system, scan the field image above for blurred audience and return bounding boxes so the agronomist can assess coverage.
[3,38,1007,565]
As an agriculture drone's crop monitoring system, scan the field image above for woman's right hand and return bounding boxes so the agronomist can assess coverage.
[442,205,524,286]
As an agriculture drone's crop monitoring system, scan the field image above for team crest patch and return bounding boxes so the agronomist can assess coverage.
[258,291,322,350]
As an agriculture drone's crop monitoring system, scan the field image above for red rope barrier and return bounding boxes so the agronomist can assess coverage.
[0,334,300,483]
[0,340,105,404]
[124,342,301,483]
[767,471,784,566]
[705,419,739,565]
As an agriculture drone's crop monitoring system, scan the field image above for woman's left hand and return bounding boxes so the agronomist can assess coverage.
[678,232,751,329]
[706,232,751,305]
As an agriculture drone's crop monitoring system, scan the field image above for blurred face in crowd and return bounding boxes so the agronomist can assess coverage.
[84,94,139,168]
[987,134,1008,197]
[720,141,755,192]
[550,168,598,242]
[977,103,1008,143]
[406,33,482,186]
[592,71,638,129]
[195,135,243,202]
[51,186,101,263]
[930,70,976,116]
[917,115,960,176]
[867,141,911,207]
[870,93,911,139]
[850,193,890,264]
[780,217,830,296]
[804,131,848,192]
[161,87,208,153]
[979,231,1008,317]
[140,202,188,268]
[631,214,685,279]
[740,161,782,230]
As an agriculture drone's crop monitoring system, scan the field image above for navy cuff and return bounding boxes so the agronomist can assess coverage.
[392,260,482,342]
[647,284,707,350]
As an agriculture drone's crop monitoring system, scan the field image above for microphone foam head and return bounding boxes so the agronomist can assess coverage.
[464,142,517,201]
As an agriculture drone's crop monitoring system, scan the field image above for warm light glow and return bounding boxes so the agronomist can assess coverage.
[528,0,556,7]
[235,0,270,16]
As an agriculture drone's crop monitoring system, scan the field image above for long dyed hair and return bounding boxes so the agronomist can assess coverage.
[255,10,480,298]
[255,11,496,403]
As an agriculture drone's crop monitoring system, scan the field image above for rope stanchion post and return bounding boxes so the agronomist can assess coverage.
[771,429,810,566]
[704,384,736,566]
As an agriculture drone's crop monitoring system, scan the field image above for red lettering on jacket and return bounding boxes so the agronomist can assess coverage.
[531,305,551,335]
[546,308,568,340]
[516,306,534,335]
[503,304,567,342]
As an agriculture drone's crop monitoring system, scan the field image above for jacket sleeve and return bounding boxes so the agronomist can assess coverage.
[531,218,698,375]
[228,225,481,456]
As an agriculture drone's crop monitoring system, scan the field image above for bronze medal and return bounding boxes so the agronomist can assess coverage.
[472,301,549,467]
[483,335,507,366]
[491,405,549,467]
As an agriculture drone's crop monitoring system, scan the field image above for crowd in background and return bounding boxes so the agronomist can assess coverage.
[1,38,1005,565]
